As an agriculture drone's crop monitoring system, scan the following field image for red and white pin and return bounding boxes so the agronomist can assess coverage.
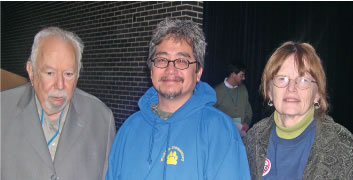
[262,158,271,176]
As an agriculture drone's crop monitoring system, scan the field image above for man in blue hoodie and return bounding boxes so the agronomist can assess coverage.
[106,18,250,180]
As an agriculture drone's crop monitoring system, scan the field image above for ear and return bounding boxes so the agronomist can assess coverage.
[196,67,203,82]
[268,85,273,101]
[230,72,235,78]
[26,61,34,86]
[150,68,153,80]
[314,92,321,104]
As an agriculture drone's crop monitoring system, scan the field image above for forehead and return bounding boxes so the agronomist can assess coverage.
[278,55,301,74]
[155,37,193,56]
[277,54,312,76]
[37,36,76,67]
[280,55,296,69]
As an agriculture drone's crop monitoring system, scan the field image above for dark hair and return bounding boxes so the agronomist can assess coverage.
[226,61,246,76]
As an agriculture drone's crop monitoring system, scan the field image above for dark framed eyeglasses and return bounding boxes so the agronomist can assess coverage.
[150,57,198,70]
[273,75,317,90]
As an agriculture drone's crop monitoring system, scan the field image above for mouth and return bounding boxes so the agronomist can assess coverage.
[49,96,66,105]
[283,98,300,103]
[159,76,184,83]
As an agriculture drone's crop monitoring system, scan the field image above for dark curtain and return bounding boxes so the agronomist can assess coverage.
[202,2,353,132]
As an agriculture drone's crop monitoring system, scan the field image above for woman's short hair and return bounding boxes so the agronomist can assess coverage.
[260,41,328,113]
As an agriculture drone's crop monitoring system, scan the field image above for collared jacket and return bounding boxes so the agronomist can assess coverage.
[1,83,116,180]
[243,113,353,180]
[106,81,250,180]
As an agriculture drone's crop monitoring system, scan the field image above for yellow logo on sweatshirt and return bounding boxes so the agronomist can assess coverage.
[166,151,178,165]
[161,146,184,165]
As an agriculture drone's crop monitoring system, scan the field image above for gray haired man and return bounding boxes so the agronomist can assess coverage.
[1,27,115,180]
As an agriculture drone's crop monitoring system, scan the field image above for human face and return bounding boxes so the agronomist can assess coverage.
[27,36,78,117]
[269,55,320,124]
[233,71,245,86]
[150,37,203,102]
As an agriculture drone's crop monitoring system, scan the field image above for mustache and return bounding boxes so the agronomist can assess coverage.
[48,90,67,99]
[158,76,184,82]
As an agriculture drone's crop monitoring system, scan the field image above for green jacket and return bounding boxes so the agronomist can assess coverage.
[214,82,252,125]
[243,113,353,180]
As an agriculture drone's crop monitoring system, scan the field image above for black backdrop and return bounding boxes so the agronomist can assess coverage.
[202,2,353,132]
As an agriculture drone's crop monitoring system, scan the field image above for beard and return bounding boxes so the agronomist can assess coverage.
[157,75,184,100]
[45,90,68,113]
[158,88,182,100]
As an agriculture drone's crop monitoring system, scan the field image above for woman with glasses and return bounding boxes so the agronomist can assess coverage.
[243,41,353,180]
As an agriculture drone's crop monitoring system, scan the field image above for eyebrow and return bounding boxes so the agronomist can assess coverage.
[42,65,56,70]
[154,52,168,57]
[176,52,191,58]
[41,64,75,72]
[154,51,191,58]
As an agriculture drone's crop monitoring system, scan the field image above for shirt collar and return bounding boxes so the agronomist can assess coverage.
[224,77,238,89]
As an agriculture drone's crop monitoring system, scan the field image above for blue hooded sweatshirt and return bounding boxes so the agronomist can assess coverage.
[106,81,250,180]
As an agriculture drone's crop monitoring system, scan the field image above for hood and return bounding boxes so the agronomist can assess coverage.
[138,81,216,125]
[137,81,217,172]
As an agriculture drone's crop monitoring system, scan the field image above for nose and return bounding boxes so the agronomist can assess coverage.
[55,74,64,90]
[287,79,297,92]
[165,61,178,73]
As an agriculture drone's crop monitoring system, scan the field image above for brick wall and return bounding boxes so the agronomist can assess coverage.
[1,1,204,128]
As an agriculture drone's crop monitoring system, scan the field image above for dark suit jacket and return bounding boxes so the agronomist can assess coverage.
[1,83,116,180]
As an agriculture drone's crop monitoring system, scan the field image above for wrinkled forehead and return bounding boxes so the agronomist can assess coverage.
[36,37,77,68]
[163,34,192,47]
[155,35,193,57]
[274,54,312,77]
[291,55,313,77]
[40,35,75,53]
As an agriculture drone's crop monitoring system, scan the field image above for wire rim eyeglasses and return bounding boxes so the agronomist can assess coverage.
[272,75,317,90]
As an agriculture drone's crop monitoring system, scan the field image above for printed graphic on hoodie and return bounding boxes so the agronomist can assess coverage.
[160,146,184,165]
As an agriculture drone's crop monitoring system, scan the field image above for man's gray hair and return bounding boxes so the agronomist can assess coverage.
[29,27,84,77]
[147,18,207,72]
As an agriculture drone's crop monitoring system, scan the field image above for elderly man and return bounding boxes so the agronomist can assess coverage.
[1,27,115,180]
[106,19,250,180]
[214,62,253,136]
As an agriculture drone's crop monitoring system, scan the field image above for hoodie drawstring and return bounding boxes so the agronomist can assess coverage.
[163,123,171,180]
[147,118,171,180]
[148,119,156,167]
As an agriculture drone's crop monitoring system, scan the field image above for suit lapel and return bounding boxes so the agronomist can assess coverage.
[18,84,54,169]
[54,93,87,165]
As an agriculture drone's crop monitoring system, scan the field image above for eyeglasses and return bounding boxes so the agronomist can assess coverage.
[150,57,198,70]
[273,75,317,90]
